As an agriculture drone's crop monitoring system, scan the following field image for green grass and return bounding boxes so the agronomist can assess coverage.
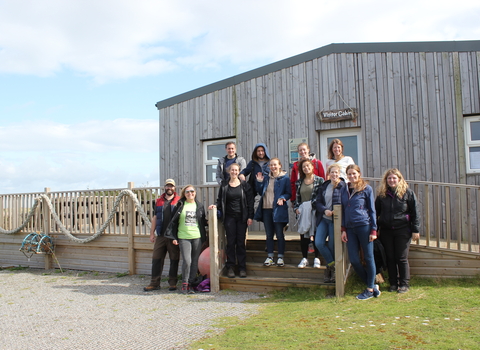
[191,276,480,350]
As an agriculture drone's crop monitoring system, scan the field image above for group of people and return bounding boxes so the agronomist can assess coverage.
[145,139,421,300]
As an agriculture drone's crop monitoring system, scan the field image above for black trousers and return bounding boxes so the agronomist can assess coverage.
[150,236,180,287]
[299,234,320,259]
[379,227,412,287]
[224,215,247,270]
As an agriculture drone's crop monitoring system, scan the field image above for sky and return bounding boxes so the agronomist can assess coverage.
[1,0,479,194]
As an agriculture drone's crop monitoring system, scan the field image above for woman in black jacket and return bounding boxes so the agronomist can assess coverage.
[375,168,420,294]
[209,163,254,278]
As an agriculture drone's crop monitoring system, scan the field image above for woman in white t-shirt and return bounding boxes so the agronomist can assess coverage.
[324,139,355,180]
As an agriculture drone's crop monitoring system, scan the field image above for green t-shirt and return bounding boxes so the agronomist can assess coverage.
[178,202,201,239]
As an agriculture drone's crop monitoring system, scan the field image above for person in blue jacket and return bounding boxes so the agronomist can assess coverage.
[341,164,380,300]
[254,157,291,267]
[239,143,270,196]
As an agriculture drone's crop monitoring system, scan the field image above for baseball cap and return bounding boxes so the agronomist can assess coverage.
[165,179,176,186]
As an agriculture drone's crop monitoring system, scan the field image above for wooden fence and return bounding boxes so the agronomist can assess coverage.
[1,179,479,294]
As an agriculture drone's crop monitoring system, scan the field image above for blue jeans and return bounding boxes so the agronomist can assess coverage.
[178,238,202,284]
[315,219,334,265]
[262,209,286,257]
[345,225,376,289]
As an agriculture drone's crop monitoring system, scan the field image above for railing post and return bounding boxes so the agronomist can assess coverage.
[43,188,52,270]
[208,208,220,293]
[334,204,345,297]
[127,182,136,275]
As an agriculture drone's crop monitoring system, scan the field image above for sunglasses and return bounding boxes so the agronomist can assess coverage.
[185,190,195,194]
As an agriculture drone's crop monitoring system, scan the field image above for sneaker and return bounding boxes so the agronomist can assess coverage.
[297,258,308,268]
[187,286,196,294]
[388,285,398,292]
[373,284,381,298]
[180,283,189,294]
[263,257,275,266]
[313,258,321,268]
[308,243,315,253]
[239,270,247,278]
[356,289,374,300]
[227,267,235,278]
[398,285,409,294]
[276,257,285,267]
[143,285,160,292]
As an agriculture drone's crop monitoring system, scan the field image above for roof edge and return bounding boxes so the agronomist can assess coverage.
[156,40,480,110]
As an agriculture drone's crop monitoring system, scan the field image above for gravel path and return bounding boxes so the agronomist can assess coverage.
[0,269,261,350]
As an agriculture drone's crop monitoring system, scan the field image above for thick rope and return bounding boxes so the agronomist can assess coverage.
[0,190,151,244]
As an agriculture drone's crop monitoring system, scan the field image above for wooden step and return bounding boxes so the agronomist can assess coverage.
[219,275,334,293]
[244,262,325,279]
[246,250,327,266]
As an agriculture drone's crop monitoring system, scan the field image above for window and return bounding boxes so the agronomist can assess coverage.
[203,139,236,184]
[465,116,480,173]
[319,129,363,169]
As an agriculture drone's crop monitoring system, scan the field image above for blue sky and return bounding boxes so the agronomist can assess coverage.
[1,0,479,194]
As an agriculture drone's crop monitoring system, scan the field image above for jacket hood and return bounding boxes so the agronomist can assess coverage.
[251,143,270,162]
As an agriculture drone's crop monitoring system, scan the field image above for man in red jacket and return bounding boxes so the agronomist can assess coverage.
[144,179,181,292]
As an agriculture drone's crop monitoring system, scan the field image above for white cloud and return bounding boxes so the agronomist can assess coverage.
[0,118,159,193]
[1,0,479,82]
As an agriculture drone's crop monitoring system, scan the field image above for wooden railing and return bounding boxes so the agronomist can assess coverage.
[1,179,478,295]
[365,178,480,253]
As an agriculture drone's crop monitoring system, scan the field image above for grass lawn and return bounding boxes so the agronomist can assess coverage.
[191,276,480,350]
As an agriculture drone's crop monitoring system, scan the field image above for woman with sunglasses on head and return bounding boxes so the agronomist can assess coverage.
[170,185,207,294]
[341,164,379,300]
[209,163,254,278]
[375,168,420,294]
[255,158,291,267]
[315,164,346,283]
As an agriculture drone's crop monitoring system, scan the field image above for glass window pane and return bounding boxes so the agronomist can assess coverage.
[470,121,480,141]
[207,144,225,161]
[469,147,480,169]
[327,136,358,164]
[206,165,218,183]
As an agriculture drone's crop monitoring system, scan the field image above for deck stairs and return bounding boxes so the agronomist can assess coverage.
[219,231,336,293]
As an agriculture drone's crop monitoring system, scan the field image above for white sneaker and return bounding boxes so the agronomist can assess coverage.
[276,257,285,267]
[263,257,275,266]
[297,258,308,268]
[313,258,321,268]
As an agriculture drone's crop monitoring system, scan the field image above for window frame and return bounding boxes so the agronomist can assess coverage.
[464,115,480,174]
[203,138,236,185]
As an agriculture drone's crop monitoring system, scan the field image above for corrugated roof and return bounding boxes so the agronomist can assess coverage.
[155,40,480,110]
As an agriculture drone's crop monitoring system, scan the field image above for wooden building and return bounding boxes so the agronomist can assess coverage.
[155,40,480,186]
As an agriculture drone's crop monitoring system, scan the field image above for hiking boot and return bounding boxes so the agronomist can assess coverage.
[356,289,374,300]
[143,285,160,292]
[329,263,336,283]
[227,267,235,278]
[373,284,381,298]
[276,257,285,267]
[313,258,321,268]
[388,285,398,292]
[398,285,409,294]
[168,285,177,292]
[263,257,275,266]
[297,258,308,268]
[239,270,247,278]
[323,265,331,283]
[180,283,189,294]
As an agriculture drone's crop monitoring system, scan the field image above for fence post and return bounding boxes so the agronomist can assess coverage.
[334,204,345,297]
[43,188,52,270]
[208,208,220,292]
[127,182,136,275]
